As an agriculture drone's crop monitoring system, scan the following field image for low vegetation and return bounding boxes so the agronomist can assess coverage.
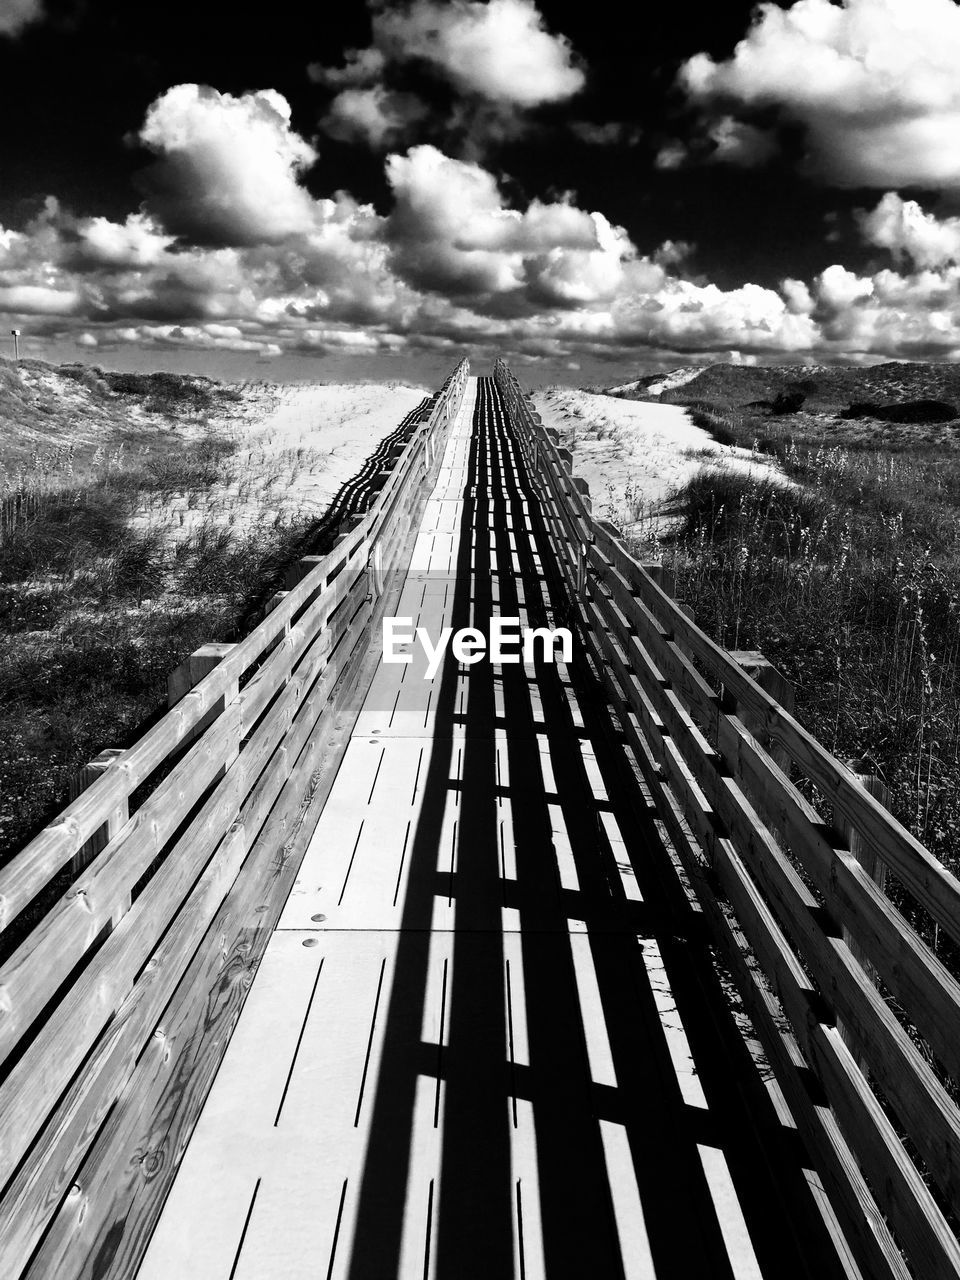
[0,361,328,865]
[638,389,960,899]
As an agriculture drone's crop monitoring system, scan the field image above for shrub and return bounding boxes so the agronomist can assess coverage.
[660,454,960,870]
[771,389,806,415]
[841,399,958,424]
[686,404,740,446]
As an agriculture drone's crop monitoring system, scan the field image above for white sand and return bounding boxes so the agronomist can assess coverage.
[531,387,786,543]
[605,369,704,397]
[134,381,429,542]
[645,369,706,397]
[217,382,428,521]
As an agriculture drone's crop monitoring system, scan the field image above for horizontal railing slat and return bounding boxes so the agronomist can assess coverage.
[591,521,960,951]
[574,601,911,1280]
[587,539,960,1079]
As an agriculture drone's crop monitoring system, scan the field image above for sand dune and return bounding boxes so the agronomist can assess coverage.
[532,387,785,540]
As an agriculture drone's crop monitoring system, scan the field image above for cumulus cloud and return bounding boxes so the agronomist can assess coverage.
[384,144,630,304]
[677,0,960,188]
[71,213,175,269]
[807,261,960,355]
[312,0,584,152]
[612,278,818,354]
[373,0,585,107]
[0,0,44,37]
[321,86,429,148]
[858,192,960,268]
[138,85,320,246]
[10,106,960,368]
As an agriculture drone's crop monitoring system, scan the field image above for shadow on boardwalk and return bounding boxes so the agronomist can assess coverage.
[345,379,851,1280]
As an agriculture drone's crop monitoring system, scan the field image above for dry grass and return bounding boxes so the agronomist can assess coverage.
[638,404,960,888]
[0,363,332,864]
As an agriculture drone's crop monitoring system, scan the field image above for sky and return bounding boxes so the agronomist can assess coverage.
[3,0,960,384]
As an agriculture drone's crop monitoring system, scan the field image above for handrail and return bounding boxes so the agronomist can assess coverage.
[0,357,468,1277]
[494,356,960,1280]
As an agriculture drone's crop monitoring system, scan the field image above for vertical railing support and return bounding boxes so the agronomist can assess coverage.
[167,642,240,770]
[68,749,130,925]
[830,764,890,1065]
[730,650,795,775]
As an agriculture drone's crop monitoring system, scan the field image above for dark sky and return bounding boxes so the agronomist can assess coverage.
[0,0,865,280]
[0,0,956,380]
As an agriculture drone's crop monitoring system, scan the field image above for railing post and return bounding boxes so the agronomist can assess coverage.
[644,564,696,661]
[729,650,795,775]
[283,555,325,590]
[68,749,129,925]
[264,589,292,668]
[727,650,795,846]
[167,641,240,770]
[833,764,890,986]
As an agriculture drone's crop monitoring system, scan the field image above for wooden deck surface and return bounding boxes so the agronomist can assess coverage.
[135,377,860,1280]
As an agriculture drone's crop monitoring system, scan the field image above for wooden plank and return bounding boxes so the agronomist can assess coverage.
[240,572,367,734]
[730,651,795,776]
[67,750,128,920]
[589,561,720,740]
[135,931,408,1280]
[714,710,960,1084]
[591,521,960,950]
[9,370,468,1278]
[574,613,910,1280]
[0,367,467,932]
[0,702,242,1073]
[0,508,389,1277]
[21,557,383,1280]
[589,596,960,1222]
[583,602,960,1273]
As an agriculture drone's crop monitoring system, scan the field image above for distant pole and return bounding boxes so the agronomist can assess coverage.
[10,329,20,362]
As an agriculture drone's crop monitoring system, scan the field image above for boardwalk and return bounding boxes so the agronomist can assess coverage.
[135,377,855,1279]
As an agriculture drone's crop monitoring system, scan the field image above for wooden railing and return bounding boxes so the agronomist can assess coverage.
[0,358,468,1278]
[495,357,960,1280]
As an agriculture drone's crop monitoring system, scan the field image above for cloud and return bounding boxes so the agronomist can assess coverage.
[569,121,642,147]
[706,117,778,167]
[807,262,960,355]
[321,86,429,148]
[677,0,960,188]
[308,46,386,88]
[384,144,629,303]
[373,0,585,106]
[858,192,960,268]
[0,284,79,314]
[0,0,43,37]
[71,213,175,269]
[312,0,584,152]
[657,117,777,170]
[137,85,320,246]
[11,112,960,369]
[655,141,689,172]
[612,278,819,354]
